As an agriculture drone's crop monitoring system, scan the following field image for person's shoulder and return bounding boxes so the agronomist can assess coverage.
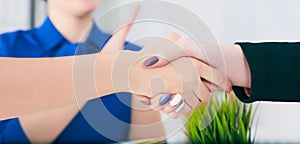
[0,29,37,56]
[0,29,36,46]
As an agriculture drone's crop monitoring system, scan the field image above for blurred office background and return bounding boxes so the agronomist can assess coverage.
[1,0,300,143]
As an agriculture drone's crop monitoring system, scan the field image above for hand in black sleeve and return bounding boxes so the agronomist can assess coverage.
[233,42,300,103]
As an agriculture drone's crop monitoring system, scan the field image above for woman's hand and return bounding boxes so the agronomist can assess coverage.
[134,33,233,118]
[142,34,251,88]
[117,50,231,119]
[94,4,234,119]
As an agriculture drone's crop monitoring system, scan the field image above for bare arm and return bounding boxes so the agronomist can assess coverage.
[0,53,117,119]
[19,104,79,143]
[218,44,251,88]
[0,4,142,120]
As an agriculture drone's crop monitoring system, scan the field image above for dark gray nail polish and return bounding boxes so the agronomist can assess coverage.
[159,94,172,106]
[140,100,150,105]
[144,56,159,67]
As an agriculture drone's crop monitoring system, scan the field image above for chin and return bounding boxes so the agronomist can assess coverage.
[80,0,100,10]
[76,0,100,17]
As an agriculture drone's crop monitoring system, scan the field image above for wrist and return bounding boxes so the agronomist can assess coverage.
[219,44,251,88]
[95,51,134,97]
[95,52,116,97]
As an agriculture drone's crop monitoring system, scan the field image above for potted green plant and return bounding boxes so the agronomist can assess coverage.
[185,92,257,144]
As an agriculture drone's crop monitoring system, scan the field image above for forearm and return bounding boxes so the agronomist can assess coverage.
[16,52,126,143]
[0,53,117,119]
[19,104,79,143]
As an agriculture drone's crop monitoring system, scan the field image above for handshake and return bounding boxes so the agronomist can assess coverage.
[83,6,239,119]
[89,32,233,119]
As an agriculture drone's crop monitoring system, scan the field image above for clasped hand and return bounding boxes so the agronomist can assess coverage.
[100,6,232,119]
[105,33,232,119]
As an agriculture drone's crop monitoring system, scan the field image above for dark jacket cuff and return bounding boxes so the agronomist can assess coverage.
[233,42,300,103]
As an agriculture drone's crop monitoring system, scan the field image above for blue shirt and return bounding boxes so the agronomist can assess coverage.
[0,17,141,143]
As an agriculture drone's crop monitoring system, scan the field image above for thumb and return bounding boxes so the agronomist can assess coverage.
[143,34,191,68]
[102,4,140,52]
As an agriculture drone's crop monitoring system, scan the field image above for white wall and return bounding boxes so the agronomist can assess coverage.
[0,0,31,33]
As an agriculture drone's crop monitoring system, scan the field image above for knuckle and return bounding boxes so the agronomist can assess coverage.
[189,99,200,108]
[199,94,210,103]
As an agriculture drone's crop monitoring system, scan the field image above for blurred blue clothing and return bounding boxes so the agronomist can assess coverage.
[0,17,141,143]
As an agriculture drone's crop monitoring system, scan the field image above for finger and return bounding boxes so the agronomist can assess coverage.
[143,36,205,68]
[176,37,208,64]
[102,4,141,52]
[195,60,232,92]
[143,33,183,67]
[203,80,220,92]
[169,102,192,119]
[194,81,211,103]
[163,101,183,114]
[148,94,172,111]
[135,94,151,105]
[181,92,200,109]
[162,94,183,114]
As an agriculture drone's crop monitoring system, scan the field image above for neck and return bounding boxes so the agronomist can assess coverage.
[48,9,93,43]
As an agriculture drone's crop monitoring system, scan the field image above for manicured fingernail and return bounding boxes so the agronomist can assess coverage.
[159,94,172,106]
[144,56,159,67]
[175,102,185,113]
[170,94,182,107]
[140,100,150,105]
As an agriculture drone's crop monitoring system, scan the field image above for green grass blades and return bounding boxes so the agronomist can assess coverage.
[184,92,257,144]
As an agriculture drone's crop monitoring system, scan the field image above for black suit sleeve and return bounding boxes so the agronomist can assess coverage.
[232,42,300,103]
